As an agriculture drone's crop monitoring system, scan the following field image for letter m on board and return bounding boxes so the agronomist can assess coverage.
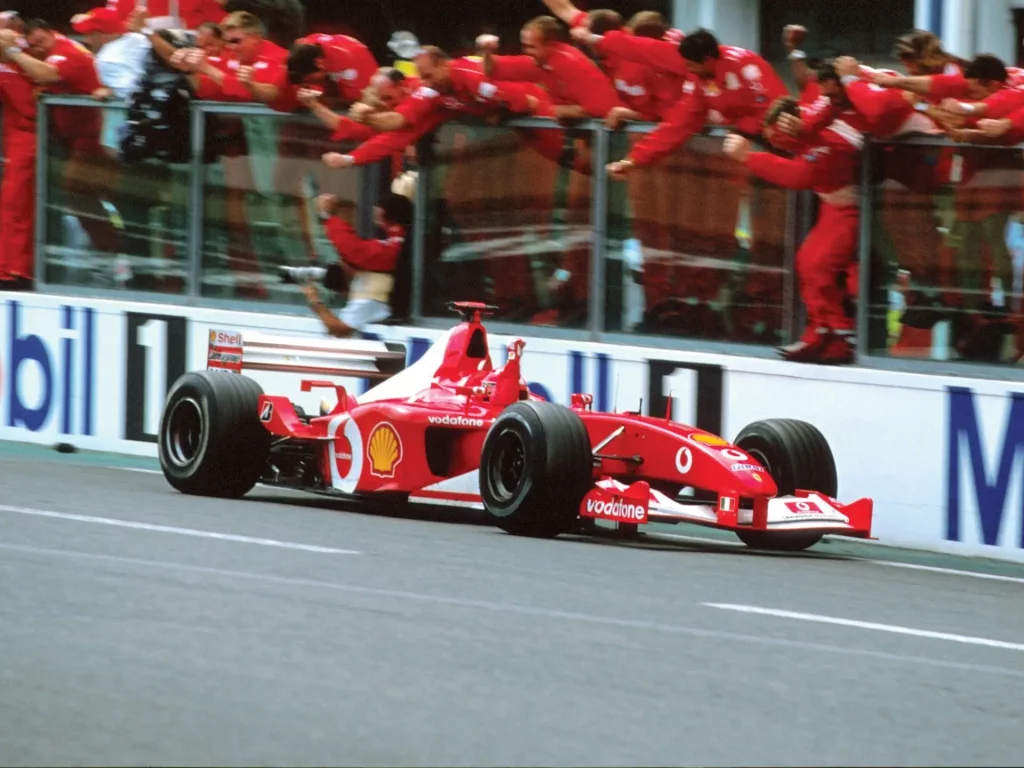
[947,386,1024,548]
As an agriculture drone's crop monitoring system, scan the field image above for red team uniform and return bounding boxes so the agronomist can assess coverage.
[104,0,225,29]
[269,33,378,113]
[42,34,122,255]
[0,64,38,284]
[743,126,862,361]
[624,45,790,331]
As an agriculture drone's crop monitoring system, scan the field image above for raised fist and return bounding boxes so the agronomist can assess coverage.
[475,33,499,52]
[782,24,807,52]
[834,56,860,78]
[315,193,340,215]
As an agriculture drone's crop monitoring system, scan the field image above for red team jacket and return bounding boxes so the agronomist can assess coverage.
[488,43,625,116]
[746,127,861,207]
[106,0,225,29]
[325,217,405,273]
[41,35,104,151]
[629,45,788,166]
[270,33,378,111]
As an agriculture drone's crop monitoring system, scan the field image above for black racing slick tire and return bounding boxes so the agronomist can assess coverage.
[158,370,270,498]
[732,418,838,552]
[480,401,592,539]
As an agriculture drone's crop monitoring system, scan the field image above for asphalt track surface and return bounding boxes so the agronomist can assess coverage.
[2,444,1024,767]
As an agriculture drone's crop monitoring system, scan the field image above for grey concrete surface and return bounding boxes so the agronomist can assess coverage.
[0,453,1022,767]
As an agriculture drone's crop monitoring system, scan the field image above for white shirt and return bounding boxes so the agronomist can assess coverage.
[96,32,152,100]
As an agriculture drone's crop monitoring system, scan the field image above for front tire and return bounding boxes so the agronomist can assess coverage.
[733,418,838,552]
[480,401,592,538]
[158,370,270,498]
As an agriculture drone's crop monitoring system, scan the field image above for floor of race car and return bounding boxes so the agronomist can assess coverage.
[2,443,1023,767]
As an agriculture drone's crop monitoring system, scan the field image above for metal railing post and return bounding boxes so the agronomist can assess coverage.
[357,161,385,238]
[187,105,206,303]
[34,98,50,289]
[410,133,434,322]
[856,139,874,358]
[589,125,610,341]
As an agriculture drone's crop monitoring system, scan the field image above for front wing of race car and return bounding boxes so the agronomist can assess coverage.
[580,478,874,538]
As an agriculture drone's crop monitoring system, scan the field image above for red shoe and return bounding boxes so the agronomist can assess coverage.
[778,328,854,365]
[817,333,855,365]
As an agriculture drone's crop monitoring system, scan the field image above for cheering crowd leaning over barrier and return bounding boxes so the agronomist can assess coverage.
[5,2,1024,363]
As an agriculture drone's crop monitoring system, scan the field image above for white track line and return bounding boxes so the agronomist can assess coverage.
[703,603,1024,652]
[868,560,1024,584]
[3,541,1024,679]
[0,505,358,555]
[649,532,745,547]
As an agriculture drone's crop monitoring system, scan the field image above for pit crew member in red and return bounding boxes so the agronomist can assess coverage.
[538,0,676,124]
[483,15,625,119]
[321,47,543,170]
[0,59,37,289]
[1,19,121,254]
[310,67,422,145]
[101,0,225,30]
[307,68,443,172]
[607,29,789,176]
[280,33,377,108]
[281,193,415,336]
[724,94,862,365]
[190,11,287,102]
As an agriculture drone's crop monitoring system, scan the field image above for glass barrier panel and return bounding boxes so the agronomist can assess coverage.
[869,140,1024,365]
[418,122,592,329]
[40,101,189,294]
[198,111,363,305]
[604,131,792,345]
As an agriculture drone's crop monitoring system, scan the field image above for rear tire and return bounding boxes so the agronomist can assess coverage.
[158,370,270,498]
[480,401,592,538]
[733,418,837,552]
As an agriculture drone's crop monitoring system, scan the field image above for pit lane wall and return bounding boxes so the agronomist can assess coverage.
[2,292,1023,563]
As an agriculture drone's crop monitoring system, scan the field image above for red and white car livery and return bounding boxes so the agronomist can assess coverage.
[158,303,873,551]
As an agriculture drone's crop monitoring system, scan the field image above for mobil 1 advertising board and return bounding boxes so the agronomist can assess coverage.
[1,291,1023,561]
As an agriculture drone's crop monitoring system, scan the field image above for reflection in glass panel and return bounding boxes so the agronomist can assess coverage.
[41,103,188,294]
[199,112,361,304]
[871,141,1024,365]
[605,132,790,345]
[420,122,592,328]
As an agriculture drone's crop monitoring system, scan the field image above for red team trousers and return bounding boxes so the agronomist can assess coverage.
[796,202,859,339]
[1,128,36,280]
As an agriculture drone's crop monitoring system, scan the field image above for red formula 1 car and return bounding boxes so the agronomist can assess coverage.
[158,303,873,551]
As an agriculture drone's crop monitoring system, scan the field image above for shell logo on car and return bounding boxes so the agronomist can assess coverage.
[368,422,403,478]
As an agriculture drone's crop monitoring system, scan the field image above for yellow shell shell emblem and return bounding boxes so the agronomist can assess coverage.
[368,422,403,478]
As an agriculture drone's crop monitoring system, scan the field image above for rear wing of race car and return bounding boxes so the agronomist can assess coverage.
[206,328,406,381]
